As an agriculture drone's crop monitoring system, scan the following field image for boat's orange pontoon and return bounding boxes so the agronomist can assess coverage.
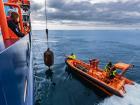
[66,59,134,97]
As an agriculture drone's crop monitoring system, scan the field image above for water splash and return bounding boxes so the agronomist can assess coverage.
[99,83,140,105]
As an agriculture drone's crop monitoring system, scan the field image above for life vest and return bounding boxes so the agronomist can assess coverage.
[68,55,76,59]
[104,63,112,72]
[110,70,117,76]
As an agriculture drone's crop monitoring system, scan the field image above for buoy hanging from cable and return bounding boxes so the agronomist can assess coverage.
[44,0,54,69]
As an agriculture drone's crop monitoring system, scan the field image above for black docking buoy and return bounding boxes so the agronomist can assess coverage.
[44,1,54,69]
[44,48,54,69]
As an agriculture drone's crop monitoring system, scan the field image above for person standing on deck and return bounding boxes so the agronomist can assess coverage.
[7,11,24,37]
[104,61,113,78]
[109,66,117,79]
[105,61,112,72]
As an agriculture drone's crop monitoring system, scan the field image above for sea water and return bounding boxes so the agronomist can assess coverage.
[33,30,140,105]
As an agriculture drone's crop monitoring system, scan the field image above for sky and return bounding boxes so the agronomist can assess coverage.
[31,0,140,30]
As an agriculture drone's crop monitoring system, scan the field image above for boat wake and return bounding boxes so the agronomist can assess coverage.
[99,83,140,105]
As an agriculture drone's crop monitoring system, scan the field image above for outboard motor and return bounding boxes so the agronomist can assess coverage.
[44,48,54,69]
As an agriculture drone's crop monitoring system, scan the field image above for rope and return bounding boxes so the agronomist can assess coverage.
[45,0,47,30]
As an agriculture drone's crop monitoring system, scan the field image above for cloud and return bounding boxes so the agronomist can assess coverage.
[31,1,43,12]
[30,0,140,29]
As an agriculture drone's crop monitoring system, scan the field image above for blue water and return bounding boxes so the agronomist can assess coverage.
[33,30,140,105]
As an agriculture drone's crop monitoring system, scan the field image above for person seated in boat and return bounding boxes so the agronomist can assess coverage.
[104,61,112,72]
[109,66,117,79]
[7,11,24,37]
[67,53,76,60]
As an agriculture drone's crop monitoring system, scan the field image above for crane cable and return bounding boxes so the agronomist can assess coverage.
[45,0,49,47]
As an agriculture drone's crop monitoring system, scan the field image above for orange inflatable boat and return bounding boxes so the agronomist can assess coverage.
[66,59,134,97]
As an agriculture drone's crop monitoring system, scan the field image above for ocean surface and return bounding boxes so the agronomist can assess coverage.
[32,30,140,105]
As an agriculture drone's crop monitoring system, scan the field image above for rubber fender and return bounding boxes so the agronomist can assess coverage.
[44,48,54,67]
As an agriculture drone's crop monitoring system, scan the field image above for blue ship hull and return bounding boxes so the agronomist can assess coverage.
[0,35,33,105]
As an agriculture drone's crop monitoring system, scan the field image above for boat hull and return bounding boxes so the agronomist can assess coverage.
[66,59,126,97]
[0,35,33,105]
